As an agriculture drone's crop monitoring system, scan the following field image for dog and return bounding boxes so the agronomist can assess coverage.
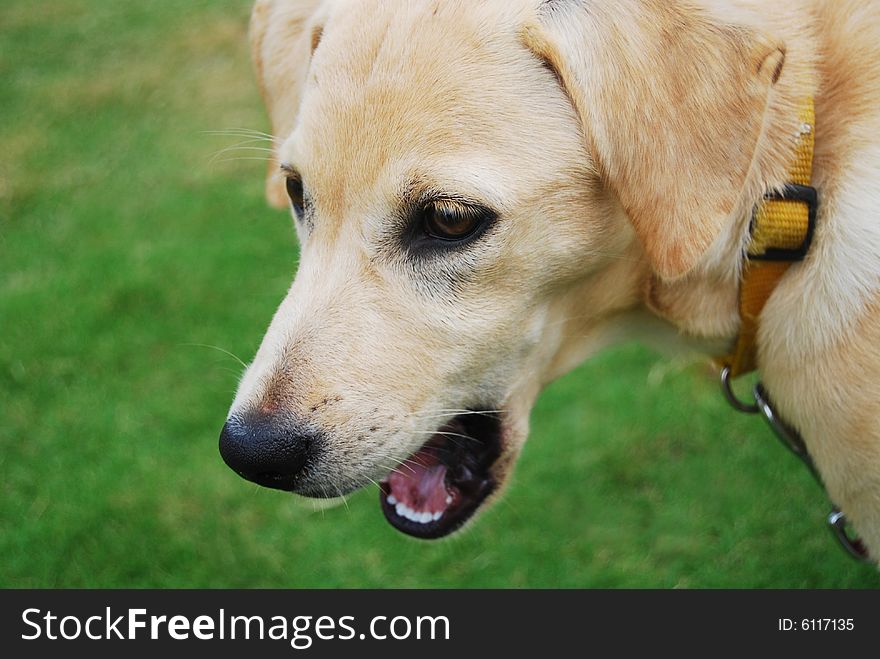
[218,0,880,560]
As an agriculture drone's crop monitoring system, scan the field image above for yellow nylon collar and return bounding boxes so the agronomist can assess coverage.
[718,99,817,378]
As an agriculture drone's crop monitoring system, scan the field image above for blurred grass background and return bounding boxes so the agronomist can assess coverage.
[1,0,877,588]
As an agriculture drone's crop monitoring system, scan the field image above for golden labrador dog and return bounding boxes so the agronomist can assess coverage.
[219,0,880,560]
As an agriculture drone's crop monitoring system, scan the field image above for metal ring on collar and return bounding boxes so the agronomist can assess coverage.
[828,509,871,563]
[720,365,759,414]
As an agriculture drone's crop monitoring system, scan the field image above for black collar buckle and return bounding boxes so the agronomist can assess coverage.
[749,183,818,262]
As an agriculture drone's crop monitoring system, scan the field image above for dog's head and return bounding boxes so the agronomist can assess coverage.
[220,0,786,538]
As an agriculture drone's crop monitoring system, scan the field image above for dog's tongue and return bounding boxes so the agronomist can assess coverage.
[386,447,452,516]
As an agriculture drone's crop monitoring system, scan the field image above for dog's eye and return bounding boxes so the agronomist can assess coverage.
[422,200,485,241]
[285,175,305,216]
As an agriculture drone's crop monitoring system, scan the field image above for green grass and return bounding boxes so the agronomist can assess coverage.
[1,0,877,589]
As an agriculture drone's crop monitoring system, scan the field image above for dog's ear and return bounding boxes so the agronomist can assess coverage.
[250,0,325,208]
[522,1,785,280]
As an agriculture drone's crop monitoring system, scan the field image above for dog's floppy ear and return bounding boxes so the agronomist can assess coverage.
[250,0,325,208]
[522,1,785,279]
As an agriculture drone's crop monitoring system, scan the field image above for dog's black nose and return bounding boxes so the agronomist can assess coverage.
[218,412,313,490]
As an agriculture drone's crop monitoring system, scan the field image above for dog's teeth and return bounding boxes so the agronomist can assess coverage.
[445,494,453,505]
[398,503,418,523]
[387,494,397,505]
[393,501,440,524]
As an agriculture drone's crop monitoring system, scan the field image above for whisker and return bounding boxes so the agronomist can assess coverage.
[206,135,275,146]
[211,143,275,153]
[372,455,418,477]
[179,342,248,370]
[333,485,351,513]
[398,443,448,455]
[203,128,277,141]
[413,408,501,414]
[410,430,480,443]
[210,156,275,165]
[208,148,275,168]
[405,408,502,419]
[317,484,330,517]
[375,462,417,478]
[208,141,276,164]
[362,475,384,491]
[208,136,274,147]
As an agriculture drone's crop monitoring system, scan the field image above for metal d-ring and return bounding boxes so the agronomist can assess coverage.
[719,365,759,414]
[828,509,871,562]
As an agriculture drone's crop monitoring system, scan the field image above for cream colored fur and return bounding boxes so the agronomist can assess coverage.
[233,0,880,561]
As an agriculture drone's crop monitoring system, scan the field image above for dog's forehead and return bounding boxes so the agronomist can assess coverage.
[282,0,546,194]
[311,0,530,82]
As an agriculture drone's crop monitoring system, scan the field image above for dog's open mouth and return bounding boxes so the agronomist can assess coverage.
[379,411,502,539]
